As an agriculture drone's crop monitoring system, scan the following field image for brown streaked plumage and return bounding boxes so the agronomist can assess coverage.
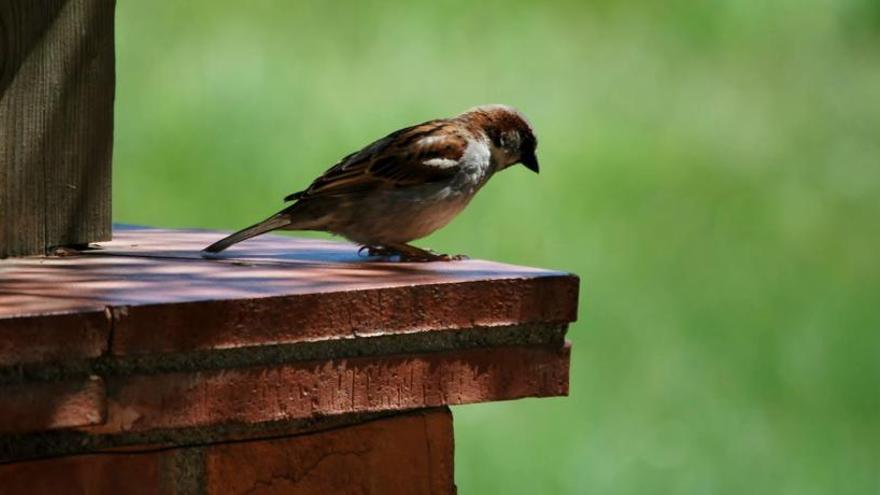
[286,121,470,200]
[203,104,540,261]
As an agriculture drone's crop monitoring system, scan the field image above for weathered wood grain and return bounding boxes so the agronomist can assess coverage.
[0,0,114,257]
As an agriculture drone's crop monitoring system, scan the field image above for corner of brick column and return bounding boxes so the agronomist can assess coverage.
[0,227,578,493]
[0,408,456,495]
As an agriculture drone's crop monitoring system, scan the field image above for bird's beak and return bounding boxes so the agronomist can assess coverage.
[520,151,540,174]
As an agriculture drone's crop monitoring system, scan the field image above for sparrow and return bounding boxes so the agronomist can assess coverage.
[203,104,540,261]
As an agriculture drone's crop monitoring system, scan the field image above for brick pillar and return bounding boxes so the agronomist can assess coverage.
[0,409,455,495]
[0,226,578,493]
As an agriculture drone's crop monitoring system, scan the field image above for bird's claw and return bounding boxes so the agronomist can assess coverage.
[359,245,468,262]
[398,251,469,262]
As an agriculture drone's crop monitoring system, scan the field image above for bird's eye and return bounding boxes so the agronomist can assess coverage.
[501,131,520,150]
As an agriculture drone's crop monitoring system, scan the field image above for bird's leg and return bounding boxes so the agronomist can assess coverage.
[385,243,468,262]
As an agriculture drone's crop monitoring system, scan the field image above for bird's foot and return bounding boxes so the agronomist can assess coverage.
[358,245,401,258]
[395,244,469,262]
[359,244,468,262]
[403,252,470,262]
[398,252,446,262]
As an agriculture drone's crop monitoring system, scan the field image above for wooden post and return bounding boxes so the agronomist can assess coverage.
[0,0,114,257]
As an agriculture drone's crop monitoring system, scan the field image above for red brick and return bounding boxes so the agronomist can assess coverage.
[0,451,162,495]
[0,226,577,465]
[0,409,454,495]
[204,408,455,495]
[0,376,106,434]
[91,344,569,435]
[0,227,577,358]
[111,276,577,356]
[0,311,109,366]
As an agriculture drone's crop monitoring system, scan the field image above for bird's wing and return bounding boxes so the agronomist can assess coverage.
[284,120,469,201]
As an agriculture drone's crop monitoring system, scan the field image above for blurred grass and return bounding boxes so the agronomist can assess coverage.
[114,1,880,493]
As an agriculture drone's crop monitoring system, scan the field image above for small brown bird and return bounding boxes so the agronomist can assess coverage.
[203,104,540,261]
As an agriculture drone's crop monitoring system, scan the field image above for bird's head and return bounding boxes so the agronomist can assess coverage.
[459,104,539,174]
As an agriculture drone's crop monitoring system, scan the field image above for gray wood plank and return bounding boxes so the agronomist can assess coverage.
[0,0,114,257]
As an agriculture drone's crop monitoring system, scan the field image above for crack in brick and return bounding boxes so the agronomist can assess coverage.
[241,447,372,495]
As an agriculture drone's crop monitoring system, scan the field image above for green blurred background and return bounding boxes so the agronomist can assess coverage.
[114,1,880,493]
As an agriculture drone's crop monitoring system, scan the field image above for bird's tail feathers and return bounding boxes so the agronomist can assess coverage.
[202,214,292,254]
